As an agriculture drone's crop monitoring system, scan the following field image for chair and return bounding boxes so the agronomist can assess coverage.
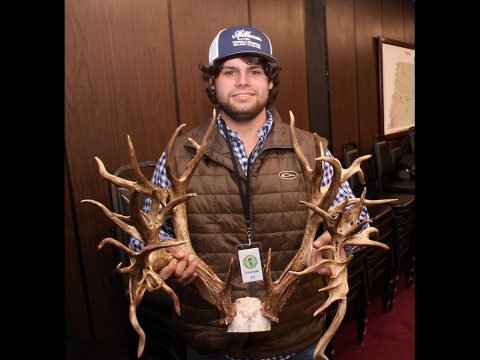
[372,135,415,194]
[110,161,158,271]
[342,143,395,313]
[346,249,370,345]
[370,139,416,293]
[408,127,415,155]
[109,161,186,360]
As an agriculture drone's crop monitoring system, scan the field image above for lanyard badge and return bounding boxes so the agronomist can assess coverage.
[236,242,264,283]
[220,118,264,284]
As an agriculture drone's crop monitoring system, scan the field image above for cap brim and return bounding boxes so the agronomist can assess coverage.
[212,51,278,65]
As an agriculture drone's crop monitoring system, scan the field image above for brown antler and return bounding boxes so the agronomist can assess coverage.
[292,188,390,360]
[82,133,195,357]
[261,111,397,359]
[261,111,347,321]
[83,109,236,357]
[165,109,236,325]
[85,107,397,359]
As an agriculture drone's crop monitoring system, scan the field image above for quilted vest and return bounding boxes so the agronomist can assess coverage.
[169,108,329,358]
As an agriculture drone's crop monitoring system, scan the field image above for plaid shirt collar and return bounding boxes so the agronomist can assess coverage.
[216,109,273,175]
[216,109,274,143]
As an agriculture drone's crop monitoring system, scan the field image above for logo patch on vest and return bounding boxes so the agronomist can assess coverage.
[278,171,299,180]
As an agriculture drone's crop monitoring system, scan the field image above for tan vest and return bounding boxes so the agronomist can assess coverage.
[170,108,329,358]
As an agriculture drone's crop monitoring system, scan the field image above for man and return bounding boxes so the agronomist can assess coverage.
[130,25,368,359]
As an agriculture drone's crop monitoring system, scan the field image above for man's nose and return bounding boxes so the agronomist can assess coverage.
[236,71,250,86]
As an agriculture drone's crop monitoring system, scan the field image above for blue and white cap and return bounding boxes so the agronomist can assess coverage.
[208,25,278,65]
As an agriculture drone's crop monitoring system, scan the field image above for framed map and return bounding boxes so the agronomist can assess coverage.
[378,37,415,136]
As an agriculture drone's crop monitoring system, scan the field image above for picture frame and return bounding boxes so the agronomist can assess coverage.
[377,37,415,137]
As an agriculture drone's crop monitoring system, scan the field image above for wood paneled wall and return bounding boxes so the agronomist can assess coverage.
[251,0,309,129]
[325,0,359,156]
[325,0,415,156]
[171,0,249,132]
[65,0,414,350]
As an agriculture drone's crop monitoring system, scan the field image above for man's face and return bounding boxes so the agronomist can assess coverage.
[213,57,273,122]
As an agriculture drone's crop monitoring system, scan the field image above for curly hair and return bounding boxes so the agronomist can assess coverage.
[199,55,281,107]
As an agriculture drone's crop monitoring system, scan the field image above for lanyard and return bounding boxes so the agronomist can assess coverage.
[220,118,254,245]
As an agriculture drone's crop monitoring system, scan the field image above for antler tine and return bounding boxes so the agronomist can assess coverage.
[340,154,371,185]
[313,300,347,360]
[94,156,136,189]
[182,110,216,183]
[289,111,319,200]
[166,109,217,193]
[165,123,187,192]
[82,199,142,240]
[314,156,343,211]
[289,111,313,174]
[313,134,325,190]
[129,301,146,358]
[299,200,336,235]
[93,156,153,195]
[289,110,341,212]
[127,135,155,187]
[330,197,398,211]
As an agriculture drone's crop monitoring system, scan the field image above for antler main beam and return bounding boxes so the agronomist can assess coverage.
[261,111,346,321]
[165,109,236,325]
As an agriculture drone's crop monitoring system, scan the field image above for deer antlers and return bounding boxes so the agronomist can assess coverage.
[84,109,396,359]
[81,138,192,357]
[260,111,396,359]
[82,109,235,358]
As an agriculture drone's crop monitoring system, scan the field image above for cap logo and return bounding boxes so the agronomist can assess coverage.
[232,29,262,50]
[232,30,262,42]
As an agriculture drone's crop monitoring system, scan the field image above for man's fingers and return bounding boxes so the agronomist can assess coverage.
[313,230,331,248]
[316,268,332,277]
[309,231,334,278]
[159,258,178,281]
[168,246,185,259]
[174,252,189,278]
[159,250,198,285]
[178,263,197,286]
[313,238,323,248]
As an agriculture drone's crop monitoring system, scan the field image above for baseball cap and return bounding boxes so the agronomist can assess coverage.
[208,25,278,65]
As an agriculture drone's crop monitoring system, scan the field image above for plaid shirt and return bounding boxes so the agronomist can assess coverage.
[128,110,369,360]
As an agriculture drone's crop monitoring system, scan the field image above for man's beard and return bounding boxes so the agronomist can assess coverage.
[218,97,267,122]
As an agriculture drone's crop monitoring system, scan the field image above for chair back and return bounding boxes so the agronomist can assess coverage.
[342,142,362,196]
[408,127,415,155]
[109,161,157,269]
[372,135,399,193]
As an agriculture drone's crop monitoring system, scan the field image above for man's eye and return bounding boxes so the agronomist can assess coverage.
[224,71,235,75]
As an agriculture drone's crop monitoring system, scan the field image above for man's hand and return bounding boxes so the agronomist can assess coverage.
[306,230,346,277]
[159,247,197,286]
